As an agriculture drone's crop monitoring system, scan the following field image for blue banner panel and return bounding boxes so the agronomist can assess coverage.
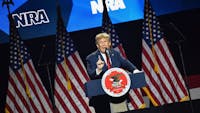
[67,0,144,32]
[12,0,72,40]
[1,0,200,44]
[0,0,72,43]
[151,0,200,15]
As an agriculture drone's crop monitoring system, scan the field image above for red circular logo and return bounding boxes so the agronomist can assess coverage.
[101,68,131,97]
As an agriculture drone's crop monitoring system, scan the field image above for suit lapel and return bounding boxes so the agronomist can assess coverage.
[109,49,116,67]
[96,50,104,62]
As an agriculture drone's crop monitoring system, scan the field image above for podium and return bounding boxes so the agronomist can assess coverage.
[84,71,147,97]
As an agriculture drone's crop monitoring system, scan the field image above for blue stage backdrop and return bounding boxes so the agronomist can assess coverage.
[0,0,200,44]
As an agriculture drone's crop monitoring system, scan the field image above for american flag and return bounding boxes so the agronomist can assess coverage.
[142,0,189,106]
[101,0,145,110]
[5,15,53,113]
[54,7,94,113]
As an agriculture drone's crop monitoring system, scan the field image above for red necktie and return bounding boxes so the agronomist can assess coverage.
[105,53,111,69]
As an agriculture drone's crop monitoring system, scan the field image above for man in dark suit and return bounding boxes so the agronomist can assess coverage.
[86,32,140,113]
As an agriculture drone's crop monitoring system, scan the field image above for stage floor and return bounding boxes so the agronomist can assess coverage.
[124,99,200,113]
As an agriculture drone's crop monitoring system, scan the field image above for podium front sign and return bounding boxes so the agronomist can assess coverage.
[101,68,131,97]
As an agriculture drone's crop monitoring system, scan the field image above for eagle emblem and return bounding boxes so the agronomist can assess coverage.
[102,68,131,97]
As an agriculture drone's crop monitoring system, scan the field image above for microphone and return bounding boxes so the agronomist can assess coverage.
[105,48,112,68]
[105,48,110,58]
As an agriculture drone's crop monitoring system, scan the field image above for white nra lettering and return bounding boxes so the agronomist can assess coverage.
[12,9,50,28]
[90,0,126,14]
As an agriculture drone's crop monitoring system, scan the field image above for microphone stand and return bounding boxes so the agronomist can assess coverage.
[37,44,58,112]
[169,22,194,113]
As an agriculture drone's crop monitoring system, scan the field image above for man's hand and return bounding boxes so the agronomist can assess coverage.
[133,69,143,74]
[96,55,104,71]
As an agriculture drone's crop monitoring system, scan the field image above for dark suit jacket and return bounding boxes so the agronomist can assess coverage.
[86,49,137,80]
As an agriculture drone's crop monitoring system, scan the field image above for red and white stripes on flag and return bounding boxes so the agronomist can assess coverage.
[113,38,145,110]
[101,0,145,110]
[142,0,189,106]
[5,15,53,113]
[54,7,94,113]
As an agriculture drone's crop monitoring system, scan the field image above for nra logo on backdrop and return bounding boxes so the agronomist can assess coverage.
[90,0,126,14]
[12,9,50,28]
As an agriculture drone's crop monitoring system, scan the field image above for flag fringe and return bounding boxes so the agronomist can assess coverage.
[142,87,158,106]
[180,96,189,102]
[5,107,9,113]
[139,103,146,109]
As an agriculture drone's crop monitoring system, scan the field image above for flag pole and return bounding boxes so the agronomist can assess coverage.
[0,0,12,46]
[3,0,33,98]
[2,0,14,15]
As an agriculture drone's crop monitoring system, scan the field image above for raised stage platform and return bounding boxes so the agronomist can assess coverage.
[124,99,200,113]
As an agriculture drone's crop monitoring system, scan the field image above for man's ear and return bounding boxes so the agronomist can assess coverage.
[109,42,111,47]
[96,44,99,48]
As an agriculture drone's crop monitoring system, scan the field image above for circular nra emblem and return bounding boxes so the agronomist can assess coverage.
[101,68,131,97]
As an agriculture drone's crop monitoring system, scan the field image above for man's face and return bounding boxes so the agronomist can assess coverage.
[96,38,111,53]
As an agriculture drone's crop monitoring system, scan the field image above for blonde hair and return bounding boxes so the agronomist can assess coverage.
[95,32,110,44]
